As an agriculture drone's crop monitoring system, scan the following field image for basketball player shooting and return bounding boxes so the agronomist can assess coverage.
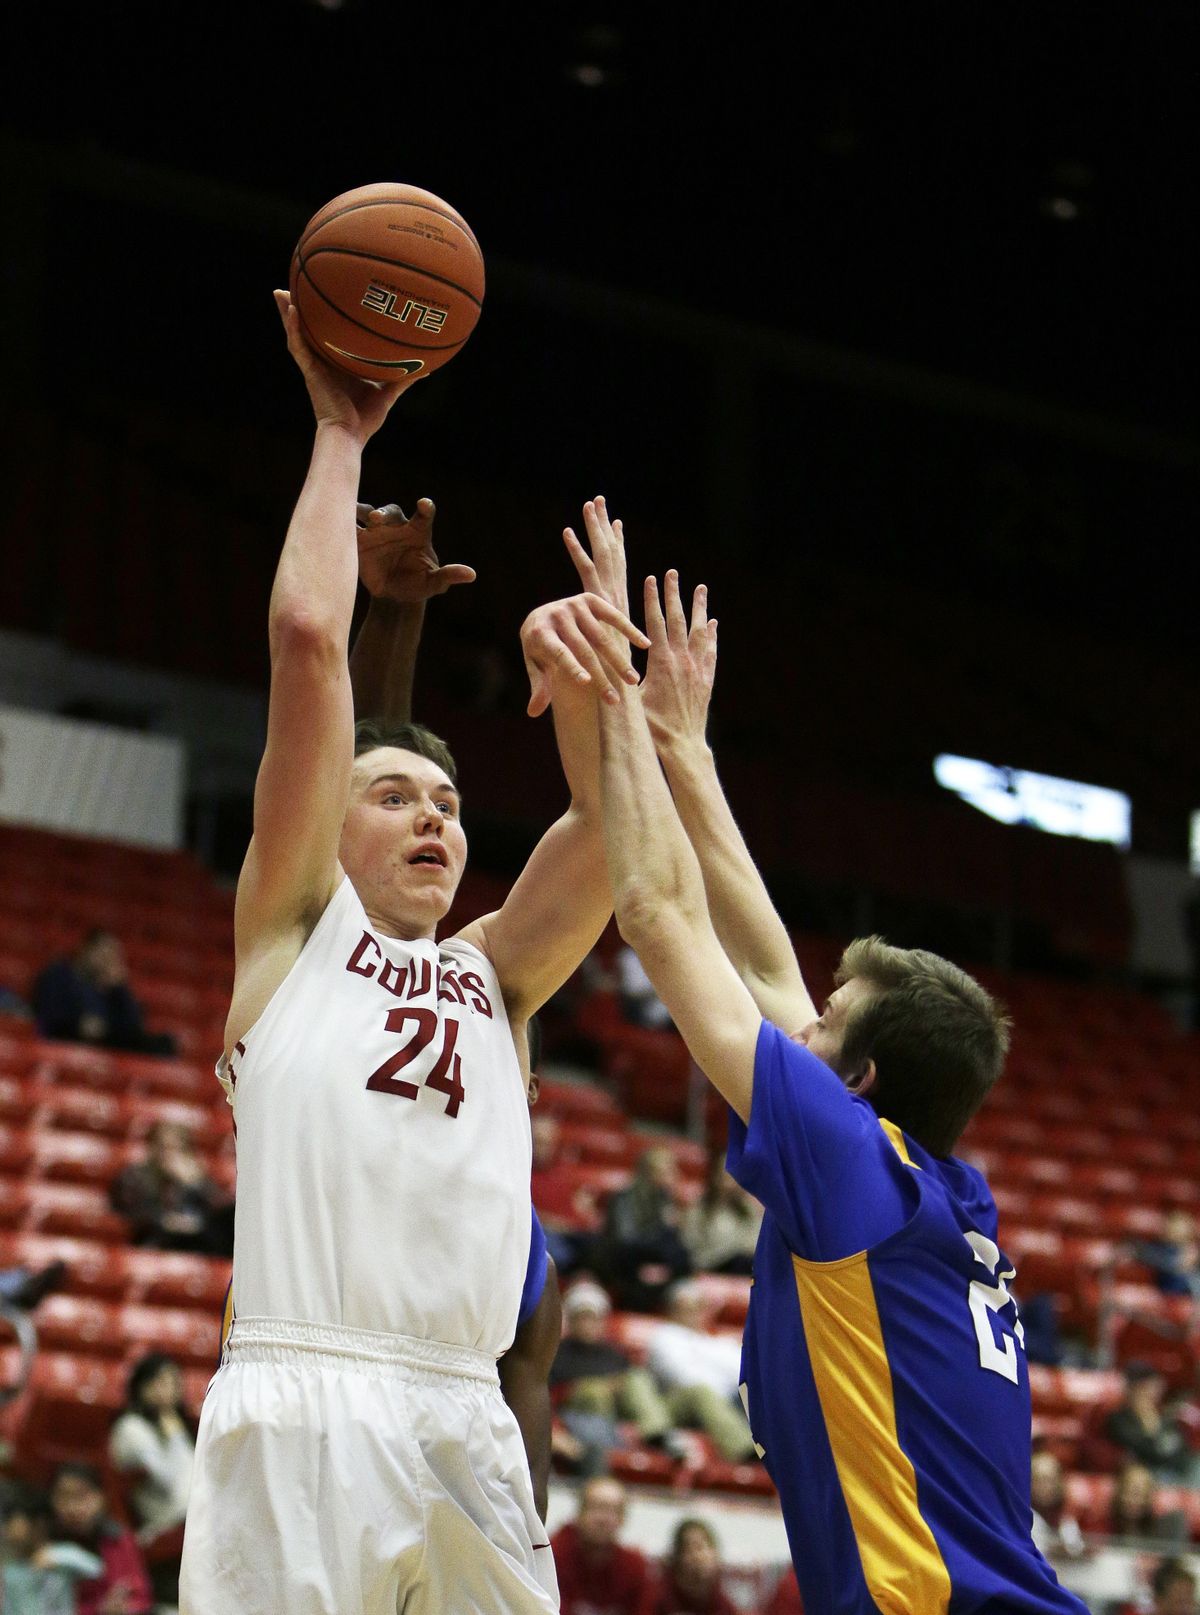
[346,497,562,1523]
[552,501,1089,1615]
[178,292,648,1615]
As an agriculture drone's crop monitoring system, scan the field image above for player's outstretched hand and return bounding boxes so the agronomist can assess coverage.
[274,289,422,446]
[562,496,633,621]
[355,500,477,602]
[641,571,718,753]
[521,594,650,719]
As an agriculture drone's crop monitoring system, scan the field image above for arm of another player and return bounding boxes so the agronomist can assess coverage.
[598,673,763,1123]
[498,1254,561,1523]
[563,507,814,1034]
[642,571,815,1032]
[348,498,476,724]
[456,558,650,1022]
[235,294,420,966]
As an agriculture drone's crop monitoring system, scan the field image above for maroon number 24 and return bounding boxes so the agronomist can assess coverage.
[366,1008,465,1117]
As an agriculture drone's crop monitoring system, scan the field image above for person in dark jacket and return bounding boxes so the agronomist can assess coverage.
[33,931,175,1055]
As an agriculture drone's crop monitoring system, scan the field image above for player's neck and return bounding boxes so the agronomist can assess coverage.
[362,903,439,945]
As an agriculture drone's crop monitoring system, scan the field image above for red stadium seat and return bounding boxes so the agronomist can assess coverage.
[117,1303,222,1368]
[9,1352,129,1476]
[0,1126,35,1174]
[537,1077,623,1124]
[556,1121,640,1168]
[0,1231,128,1299]
[35,1294,125,1355]
[605,1447,679,1487]
[691,1458,776,1497]
[125,1250,232,1310]
[21,1182,131,1242]
[34,1131,134,1186]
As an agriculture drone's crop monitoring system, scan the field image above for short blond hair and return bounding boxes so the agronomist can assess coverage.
[835,936,1011,1156]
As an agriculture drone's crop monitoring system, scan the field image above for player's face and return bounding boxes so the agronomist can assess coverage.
[339,747,467,933]
[795,977,876,1078]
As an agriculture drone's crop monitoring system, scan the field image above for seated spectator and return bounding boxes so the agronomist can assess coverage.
[682,1152,762,1276]
[646,1282,757,1463]
[531,1112,599,1275]
[32,930,176,1055]
[110,1120,234,1256]
[1104,1363,1195,1482]
[2,1482,104,1615]
[1136,1211,1200,1300]
[1105,1459,1188,1545]
[647,1518,738,1615]
[109,1353,195,1605]
[48,1463,153,1615]
[616,944,673,1029]
[598,1148,692,1314]
[550,1281,678,1475]
[552,1476,653,1615]
[1119,1555,1199,1615]
[1029,1449,1086,1560]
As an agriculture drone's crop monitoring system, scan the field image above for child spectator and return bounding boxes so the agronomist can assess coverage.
[2,1484,103,1615]
[647,1518,738,1615]
[48,1462,153,1615]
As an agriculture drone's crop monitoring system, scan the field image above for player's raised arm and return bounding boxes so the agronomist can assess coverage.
[564,506,815,1033]
[349,498,476,725]
[232,294,418,1014]
[455,513,650,1022]
[641,571,815,1031]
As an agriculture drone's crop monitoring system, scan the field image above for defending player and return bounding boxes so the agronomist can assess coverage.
[178,297,648,1615]
[551,501,1090,1615]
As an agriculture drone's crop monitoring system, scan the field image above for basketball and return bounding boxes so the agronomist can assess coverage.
[288,182,485,381]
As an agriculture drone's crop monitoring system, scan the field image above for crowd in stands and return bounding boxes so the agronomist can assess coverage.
[4,832,1200,1613]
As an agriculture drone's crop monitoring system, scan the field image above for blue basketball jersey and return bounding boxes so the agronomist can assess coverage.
[726,1021,1088,1615]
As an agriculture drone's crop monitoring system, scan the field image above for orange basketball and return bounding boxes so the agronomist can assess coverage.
[288,183,485,380]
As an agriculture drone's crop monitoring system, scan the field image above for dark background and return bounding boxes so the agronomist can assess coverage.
[1,7,1196,954]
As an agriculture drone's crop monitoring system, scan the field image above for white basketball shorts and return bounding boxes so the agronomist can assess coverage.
[179,1317,558,1615]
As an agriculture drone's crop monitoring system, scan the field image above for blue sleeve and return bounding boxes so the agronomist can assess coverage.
[516,1206,549,1327]
[725,1021,918,1262]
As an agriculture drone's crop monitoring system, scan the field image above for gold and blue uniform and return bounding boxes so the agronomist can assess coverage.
[727,1022,1088,1615]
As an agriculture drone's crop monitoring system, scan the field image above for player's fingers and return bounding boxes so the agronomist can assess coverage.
[689,584,709,644]
[367,503,409,526]
[355,502,373,529]
[414,496,436,518]
[571,602,641,688]
[643,575,668,644]
[431,564,478,592]
[563,527,602,592]
[582,593,651,649]
[582,496,616,556]
[663,570,688,644]
[526,670,551,719]
[559,615,625,698]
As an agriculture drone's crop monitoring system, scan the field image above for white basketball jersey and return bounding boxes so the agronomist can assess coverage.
[218,876,532,1355]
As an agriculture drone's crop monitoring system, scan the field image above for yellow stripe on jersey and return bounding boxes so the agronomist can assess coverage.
[220,1282,235,1355]
[792,1250,950,1615]
[879,1117,920,1169]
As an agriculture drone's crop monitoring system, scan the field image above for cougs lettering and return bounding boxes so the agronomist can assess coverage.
[344,930,494,1017]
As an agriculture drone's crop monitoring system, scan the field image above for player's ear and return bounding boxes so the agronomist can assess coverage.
[526,1073,541,1107]
[846,1057,877,1098]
